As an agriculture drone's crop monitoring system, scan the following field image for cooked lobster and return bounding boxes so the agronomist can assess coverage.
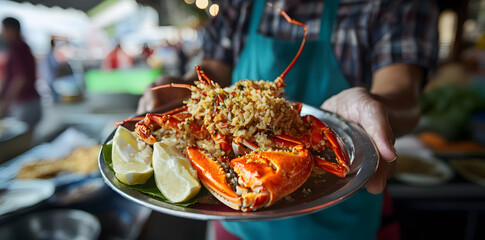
[118,4,350,212]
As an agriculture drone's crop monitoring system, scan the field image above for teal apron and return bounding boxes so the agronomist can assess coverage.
[223,0,383,239]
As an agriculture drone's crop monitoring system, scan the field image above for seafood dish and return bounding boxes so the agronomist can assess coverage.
[114,4,350,212]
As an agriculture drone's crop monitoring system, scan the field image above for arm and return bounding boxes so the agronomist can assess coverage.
[136,59,232,114]
[322,0,438,194]
[371,64,423,137]
[321,63,423,194]
[137,0,239,114]
[0,75,27,118]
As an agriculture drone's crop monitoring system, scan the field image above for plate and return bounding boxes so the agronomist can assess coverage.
[0,179,55,220]
[51,178,107,206]
[0,128,99,187]
[0,209,101,240]
[0,117,29,142]
[98,104,378,221]
[450,159,485,186]
[394,154,454,186]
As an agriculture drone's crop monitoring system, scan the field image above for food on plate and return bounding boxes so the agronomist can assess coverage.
[16,145,100,179]
[152,141,201,203]
[418,132,485,154]
[450,159,485,186]
[111,126,153,185]
[396,155,447,178]
[116,5,350,212]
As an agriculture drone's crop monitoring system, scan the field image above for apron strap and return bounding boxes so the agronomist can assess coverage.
[249,0,265,34]
[319,0,340,42]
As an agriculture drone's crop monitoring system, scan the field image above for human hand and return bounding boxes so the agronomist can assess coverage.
[136,76,191,114]
[321,87,397,194]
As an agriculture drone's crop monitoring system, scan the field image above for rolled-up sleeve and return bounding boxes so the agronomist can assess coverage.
[371,0,439,78]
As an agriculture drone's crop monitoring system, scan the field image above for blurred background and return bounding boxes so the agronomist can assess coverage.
[0,0,484,240]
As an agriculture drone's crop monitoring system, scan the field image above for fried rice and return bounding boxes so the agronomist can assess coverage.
[154,79,307,159]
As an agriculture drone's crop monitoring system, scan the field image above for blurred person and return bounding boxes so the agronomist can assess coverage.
[0,17,41,129]
[137,0,439,239]
[0,47,6,81]
[136,43,154,67]
[141,43,154,60]
[40,37,60,101]
[103,42,134,70]
[147,40,181,76]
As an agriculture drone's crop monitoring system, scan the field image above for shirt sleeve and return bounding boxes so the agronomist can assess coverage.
[371,0,439,78]
[201,0,247,66]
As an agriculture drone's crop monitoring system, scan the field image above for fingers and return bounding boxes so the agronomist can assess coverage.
[136,88,159,114]
[321,88,397,163]
[136,96,145,115]
[320,87,399,194]
[136,88,162,114]
[366,160,396,194]
[136,76,190,114]
[136,95,149,114]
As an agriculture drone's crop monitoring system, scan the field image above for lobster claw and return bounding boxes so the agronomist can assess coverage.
[231,145,313,210]
[187,146,312,212]
[303,115,350,177]
[186,147,242,209]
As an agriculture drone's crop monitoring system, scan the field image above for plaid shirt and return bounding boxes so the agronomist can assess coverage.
[202,0,439,88]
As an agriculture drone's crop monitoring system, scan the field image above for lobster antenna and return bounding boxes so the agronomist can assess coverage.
[267,3,308,86]
[115,106,188,126]
[148,83,193,91]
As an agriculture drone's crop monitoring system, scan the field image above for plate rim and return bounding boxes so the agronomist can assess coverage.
[98,104,379,221]
[0,117,29,142]
[449,159,485,186]
[0,179,55,220]
[394,154,454,186]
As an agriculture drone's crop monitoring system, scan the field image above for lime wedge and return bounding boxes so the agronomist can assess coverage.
[153,142,201,203]
[112,126,153,185]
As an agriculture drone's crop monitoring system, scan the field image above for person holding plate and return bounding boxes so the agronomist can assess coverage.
[137,0,439,239]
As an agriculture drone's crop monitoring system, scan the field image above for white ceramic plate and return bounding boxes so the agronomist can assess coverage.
[0,117,28,142]
[450,159,485,186]
[0,128,99,186]
[394,154,454,186]
[0,179,55,219]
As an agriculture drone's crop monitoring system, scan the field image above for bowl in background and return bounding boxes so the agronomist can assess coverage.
[0,209,100,240]
[394,154,454,186]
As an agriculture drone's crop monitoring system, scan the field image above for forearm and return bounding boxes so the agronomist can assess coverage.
[322,63,425,194]
[370,64,423,137]
[136,59,232,114]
